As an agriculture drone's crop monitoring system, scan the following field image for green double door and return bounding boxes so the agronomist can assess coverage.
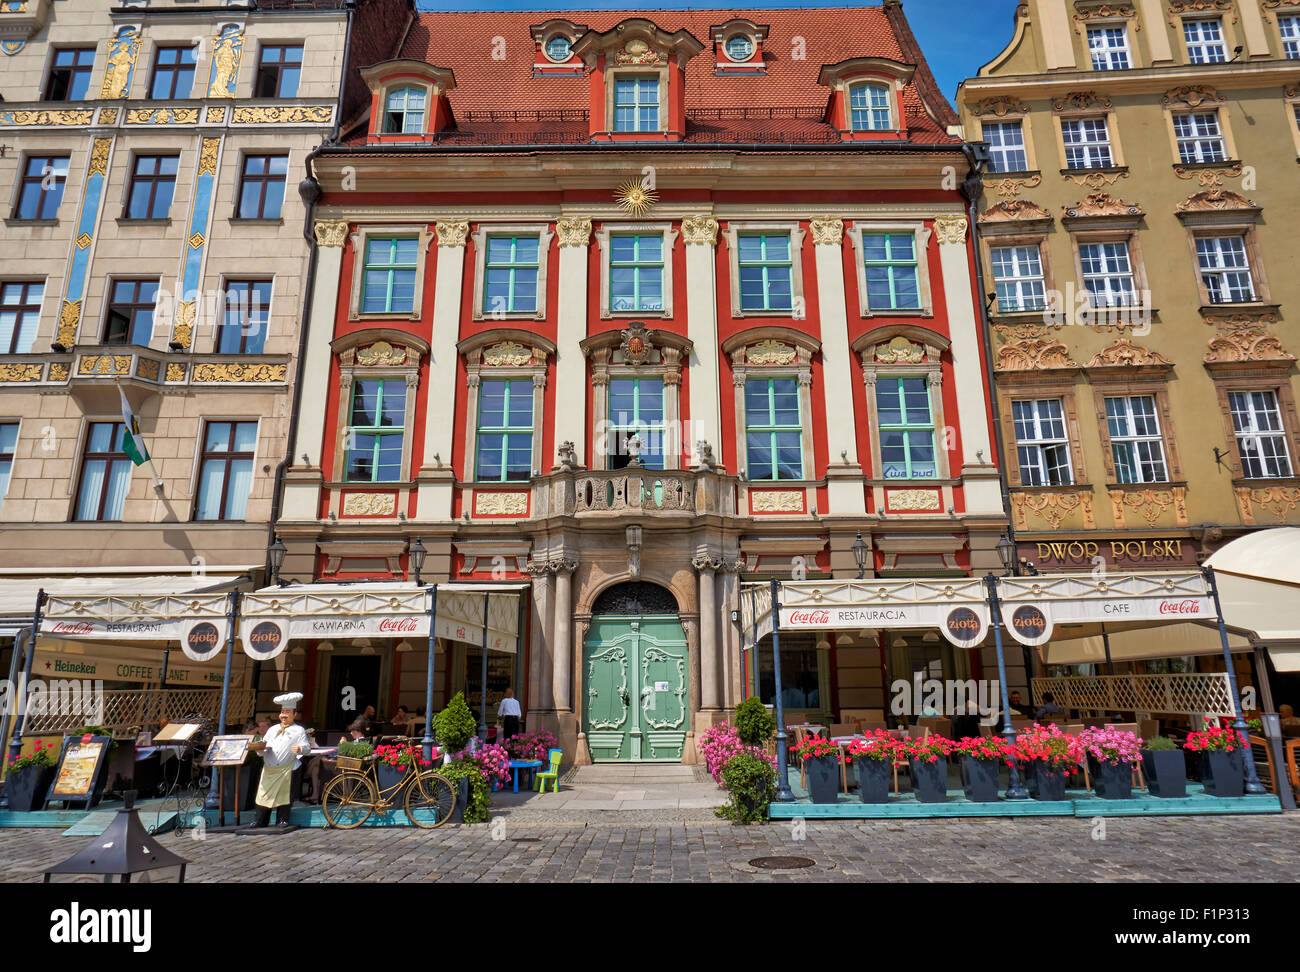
[583,615,689,762]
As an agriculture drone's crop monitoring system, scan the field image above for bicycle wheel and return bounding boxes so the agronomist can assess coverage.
[405,771,456,828]
[322,774,376,829]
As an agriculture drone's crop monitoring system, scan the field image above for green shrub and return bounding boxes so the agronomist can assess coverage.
[433,692,477,753]
[337,739,373,759]
[715,750,776,825]
[734,696,775,747]
[1143,736,1178,751]
[437,757,491,823]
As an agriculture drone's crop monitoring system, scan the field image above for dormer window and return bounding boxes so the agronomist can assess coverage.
[545,35,572,62]
[613,77,659,132]
[849,82,892,131]
[384,86,426,134]
[725,35,754,61]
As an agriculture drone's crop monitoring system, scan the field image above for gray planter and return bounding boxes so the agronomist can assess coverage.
[1089,758,1132,799]
[1200,749,1244,798]
[3,763,54,812]
[909,758,947,803]
[804,755,840,804]
[855,757,891,804]
[961,756,1000,802]
[1141,749,1186,798]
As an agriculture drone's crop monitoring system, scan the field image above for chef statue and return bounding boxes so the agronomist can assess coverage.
[245,692,310,832]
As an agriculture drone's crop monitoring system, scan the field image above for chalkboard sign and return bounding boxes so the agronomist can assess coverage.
[43,735,113,810]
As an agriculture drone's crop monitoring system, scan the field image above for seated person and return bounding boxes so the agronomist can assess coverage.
[1279,704,1300,737]
[1034,692,1064,722]
[1008,691,1035,719]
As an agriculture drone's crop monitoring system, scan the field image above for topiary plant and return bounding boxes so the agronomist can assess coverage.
[1143,736,1178,751]
[433,692,477,753]
[734,696,775,747]
[715,750,776,824]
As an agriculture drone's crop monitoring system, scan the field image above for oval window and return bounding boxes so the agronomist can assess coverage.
[545,35,572,62]
[725,35,753,61]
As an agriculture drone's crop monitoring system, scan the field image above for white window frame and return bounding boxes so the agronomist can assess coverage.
[989,244,1047,313]
[1184,18,1227,64]
[1281,15,1300,58]
[1062,116,1113,169]
[1087,25,1131,70]
[1173,111,1226,164]
[1196,235,1256,304]
[1229,390,1294,479]
[1011,398,1074,487]
[1078,240,1138,308]
[1105,394,1169,484]
[724,221,806,319]
[983,120,1029,174]
[847,81,893,132]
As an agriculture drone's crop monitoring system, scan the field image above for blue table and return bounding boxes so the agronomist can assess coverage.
[508,759,542,793]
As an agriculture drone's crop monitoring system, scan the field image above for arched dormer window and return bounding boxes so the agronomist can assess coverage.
[384,86,425,134]
[848,81,892,131]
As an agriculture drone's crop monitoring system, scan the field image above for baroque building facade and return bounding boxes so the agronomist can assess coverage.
[0,0,407,718]
[957,0,1300,583]
[278,4,1015,762]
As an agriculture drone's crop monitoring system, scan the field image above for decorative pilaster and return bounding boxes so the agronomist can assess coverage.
[556,216,592,466]
[693,555,723,710]
[551,559,578,713]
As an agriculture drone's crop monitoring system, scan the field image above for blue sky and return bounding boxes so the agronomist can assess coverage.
[412,0,1022,104]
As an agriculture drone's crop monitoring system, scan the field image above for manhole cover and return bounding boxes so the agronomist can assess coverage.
[748,856,815,870]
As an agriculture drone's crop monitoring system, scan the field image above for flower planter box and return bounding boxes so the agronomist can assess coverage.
[1200,749,1244,798]
[375,762,409,796]
[855,757,891,804]
[453,775,472,823]
[1141,749,1187,798]
[4,763,54,812]
[909,758,948,803]
[804,754,840,804]
[1031,764,1067,801]
[1089,758,1132,800]
[961,757,1000,802]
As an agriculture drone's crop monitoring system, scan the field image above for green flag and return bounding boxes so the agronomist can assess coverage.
[118,384,150,467]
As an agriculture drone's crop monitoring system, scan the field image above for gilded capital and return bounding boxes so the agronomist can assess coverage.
[933,215,968,246]
[809,217,844,246]
[436,220,470,247]
[681,214,720,246]
[314,220,349,247]
[556,216,593,247]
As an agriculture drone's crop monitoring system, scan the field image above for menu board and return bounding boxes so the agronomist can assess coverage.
[51,740,107,798]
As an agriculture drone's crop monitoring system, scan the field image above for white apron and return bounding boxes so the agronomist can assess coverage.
[254,723,309,809]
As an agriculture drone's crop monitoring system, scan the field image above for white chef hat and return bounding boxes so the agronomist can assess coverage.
[273,692,304,709]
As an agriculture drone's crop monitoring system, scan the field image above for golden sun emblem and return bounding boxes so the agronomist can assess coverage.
[615,179,659,217]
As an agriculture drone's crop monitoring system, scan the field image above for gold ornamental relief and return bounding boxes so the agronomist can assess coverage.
[556,216,593,247]
[127,107,200,125]
[746,340,797,366]
[192,363,287,383]
[207,26,244,98]
[482,341,532,367]
[875,336,924,364]
[88,137,112,178]
[474,491,529,516]
[165,363,187,382]
[314,220,349,247]
[342,493,397,517]
[232,105,332,125]
[198,138,220,178]
[206,106,227,125]
[97,108,119,126]
[78,355,131,376]
[1235,486,1300,527]
[750,490,804,513]
[809,218,844,246]
[933,215,967,245]
[136,359,160,381]
[172,301,196,351]
[436,221,469,247]
[99,28,139,99]
[887,489,941,511]
[0,364,42,383]
[0,110,94,127]
[356,341,407,366]
[681,215,719,246]
[616,38,665,65]
[48,363,70,382]
[56,300,81,348]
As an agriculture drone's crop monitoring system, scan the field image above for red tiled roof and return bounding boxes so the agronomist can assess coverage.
[343,6,959,147]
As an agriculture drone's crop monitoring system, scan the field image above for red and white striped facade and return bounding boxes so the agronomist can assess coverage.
[278,5,1012,760]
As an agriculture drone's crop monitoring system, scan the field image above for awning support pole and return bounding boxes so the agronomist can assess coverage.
[205,590,240,810]
[1,589,46,806]
[770,577,794,802]
[479,594,490,742]
[1252,644,1296,810]
[1203,565,1265,795]
[1101,625,1114,675]
[422,585,438,765]
[985,575,1028,799]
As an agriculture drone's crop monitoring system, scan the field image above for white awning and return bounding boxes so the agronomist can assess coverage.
[1205,527,1300,671]
[1039,620,1250,666]
[238,581,527,660]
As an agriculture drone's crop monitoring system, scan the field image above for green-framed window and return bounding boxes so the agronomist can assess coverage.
[737,234,793,312]
[361,237,418,314]
[476,379,533,481]
[863,233,920,311]
[744,377,803,480]
[876,376,936,479]
[484,235,540,314]
[345,379,405,482]
[608,377,665,469]
[609,235,664,312]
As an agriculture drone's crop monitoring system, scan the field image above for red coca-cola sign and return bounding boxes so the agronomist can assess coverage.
[50,621,94,635]
[378,617,419,633]
[786,610,830,626]
[1159,599,1201,616]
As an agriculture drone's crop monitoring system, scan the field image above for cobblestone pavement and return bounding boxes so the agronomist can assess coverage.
[3,812,1297,882]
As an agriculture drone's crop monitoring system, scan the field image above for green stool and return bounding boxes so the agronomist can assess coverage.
[534,748,562,793]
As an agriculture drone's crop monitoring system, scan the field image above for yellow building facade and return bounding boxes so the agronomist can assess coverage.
[957,0,1300,580]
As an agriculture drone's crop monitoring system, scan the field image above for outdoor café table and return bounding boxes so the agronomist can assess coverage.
[507,759,542,793]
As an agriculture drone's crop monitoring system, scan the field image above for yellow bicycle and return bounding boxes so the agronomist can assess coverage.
[321,752,456,829]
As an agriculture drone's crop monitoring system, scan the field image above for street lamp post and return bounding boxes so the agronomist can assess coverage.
[852,532,868,580]
[769,577,794,802]
[409,537,427,586]
[268,536,287,587]
[991,534,1029,799]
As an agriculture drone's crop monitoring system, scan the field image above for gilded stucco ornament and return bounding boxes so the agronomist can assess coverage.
[887,489,941,511]
[556,216,593,246]
[932,215,967,245]
[474,492,529,516]
[750,490,804,513]
[746,340,796,366]
[99,27,139,100]
[314,220,349,247]
[681,215,719,245]
[482,341,532,367]
[875,336,924,364]
[0,364,42,382]
[0,110,94,127]
[809,217,844,246]
[207,25,244,98]
[356,341,407,366]
[233,105,331,125]
[436,221,469,247]
[192,363,287,383]
[342,493,396,517]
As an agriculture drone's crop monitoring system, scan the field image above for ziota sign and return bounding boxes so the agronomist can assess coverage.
[1008,604,1051,647]
[182,620,223,662]
[242,620,286,661]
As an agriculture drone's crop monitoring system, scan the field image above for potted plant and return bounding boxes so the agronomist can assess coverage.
[3,740,57,812]
[1183,726,1244,797]
[897,734,952,803]
[374,742,436,794]
[846,730,896,804]
[953,735,1007,803]
[469,742,511,790]
[433,693,477,763]
[1077,726,1141,799]
[792,735,841,804]
[436,757,490,823]
[698,722,744,785]
[335,738,375,772]
[734,696,776,747]
[1010,724,1081,801]
[1140,736,1186,798]
[715,750,778,823]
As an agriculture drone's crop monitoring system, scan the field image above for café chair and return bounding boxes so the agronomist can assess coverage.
[534,748,563,793]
